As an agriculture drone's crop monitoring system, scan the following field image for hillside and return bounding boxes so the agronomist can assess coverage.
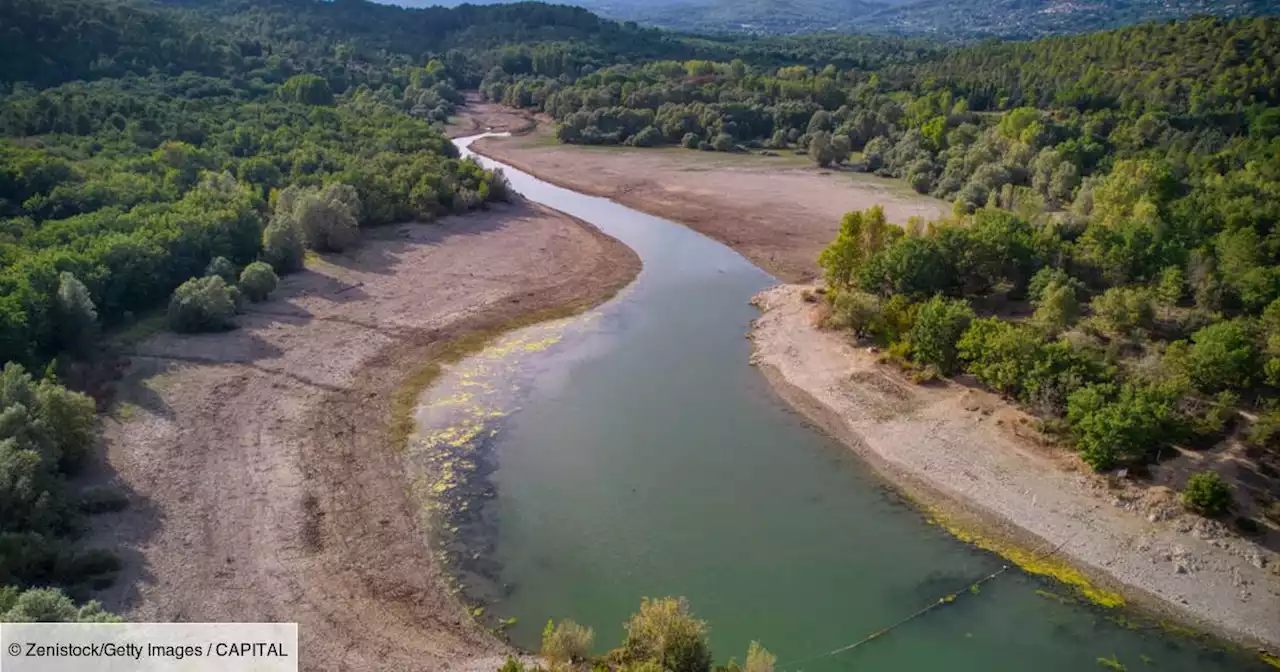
[416,0,1280,39]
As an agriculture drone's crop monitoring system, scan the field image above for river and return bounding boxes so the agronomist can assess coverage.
[408,134,1267,672]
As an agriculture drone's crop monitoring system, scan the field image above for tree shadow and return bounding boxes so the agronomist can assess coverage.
[74,444,161,615]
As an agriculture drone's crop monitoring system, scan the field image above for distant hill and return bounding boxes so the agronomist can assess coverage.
[857,0,1280,40]
[407,0,1280,39]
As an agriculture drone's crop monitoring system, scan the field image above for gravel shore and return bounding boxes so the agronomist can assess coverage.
[749,284,1280,652]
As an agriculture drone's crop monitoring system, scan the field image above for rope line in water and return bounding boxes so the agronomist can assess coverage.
[776,535,1075,670]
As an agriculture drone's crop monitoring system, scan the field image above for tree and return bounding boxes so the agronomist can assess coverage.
[808,130,835,167]
[54,272,97,358]
[239,262,279,303]
[1088,287,1155,338]
[1066,383,1178,471]
[205,256,237,284]
[621,597,711,672]
[711,133,734,152]
[1181,471,1232,517]
[910,295,974,375]
[262,218,305,274]
[542,619,594,667]
[278,74,334,106]
[681,133,700,149]
[818,206,896,291]
[0,587,119,623]
[1032,280,1080,336]
[295,189,359,253]
[167,276,238,333]
[1182,320,1259,392]
[830,135,851,164]
[744,642,775,672]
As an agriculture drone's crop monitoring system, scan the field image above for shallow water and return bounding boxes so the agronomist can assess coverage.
[412,135,1268,671]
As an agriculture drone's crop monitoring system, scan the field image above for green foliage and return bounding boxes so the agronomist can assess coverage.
[205,257,238,284]
[1181,319,1259,392]
[1066,383,1179,471]
[1032,280,1080,336]
[1181,471,1233,517]
[262,218,307,275]
[0,587,119,623]
[1088,287,1155,339]
[543,619,595,667]
[167,276,238,334]
[53,273,98,358]
[0,363,105,588]
[239,262,279,304]
[909,296,974,375]
[620,597,712,672]
[818,206,896,291]
[278,75,334,106]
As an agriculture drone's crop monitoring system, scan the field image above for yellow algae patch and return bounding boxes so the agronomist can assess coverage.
[1260,652,1280,669]
[926,506,1125,608]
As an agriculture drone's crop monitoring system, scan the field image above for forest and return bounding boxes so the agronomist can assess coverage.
[481,15,1280,519]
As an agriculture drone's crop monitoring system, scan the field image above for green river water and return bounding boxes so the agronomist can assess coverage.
[411,135,1270,672]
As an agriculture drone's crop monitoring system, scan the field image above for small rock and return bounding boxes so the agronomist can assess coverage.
[1175,562,1189,574]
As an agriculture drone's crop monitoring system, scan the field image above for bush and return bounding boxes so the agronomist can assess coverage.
[620,597,711,672]
[204,256,237,283]
[53,272,99,358]
[239,262,280,303]
[1088,286,1155,338]
[909,295,975,375]
[1182,319,1259,392]
[0,587,119,623]
[1066,383,1179,471]
[167,276,238,333]
[825,290,884,340]
[681,133,700,149]
[262,217,306,273]
[629,126,662,147]
[542,619,594,666]
[1181,471,1232,517]
[711,133,734,152]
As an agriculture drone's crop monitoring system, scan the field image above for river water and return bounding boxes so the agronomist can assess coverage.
[411,135,1266,671]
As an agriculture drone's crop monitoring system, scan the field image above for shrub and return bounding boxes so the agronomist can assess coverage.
[239,262,279,303]
[681,133,700,149]
[711,133,734,152]
[620,597,711,672]
[262,217,306,273]
[54,272,98,358]
[167,276,238,333]
[1182,319,1259,392]
[0,587,119,622]
[1066,383,1179,471]
[629,126,662,147]
[1088,286,1155,338]
[204,256,237,283]
[1181,471,1232,517]
[825,290,885,340]
[909,295,975,375]
[1032,280,1081,335]
[542,619,594,667]
[744,642,775,672]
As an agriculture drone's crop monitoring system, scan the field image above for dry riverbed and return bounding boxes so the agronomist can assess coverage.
[86,202,639,671]
[470,121,947,283]
[750,285,1280,653]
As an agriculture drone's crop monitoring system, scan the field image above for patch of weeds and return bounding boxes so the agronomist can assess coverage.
[1096,654,1127,671]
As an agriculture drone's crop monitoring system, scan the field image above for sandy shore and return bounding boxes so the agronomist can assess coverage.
[749,284,1280,652]
[87,202,640,671]
[471,120,947,283]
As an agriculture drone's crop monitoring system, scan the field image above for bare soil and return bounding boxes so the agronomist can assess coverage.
[86,203,640,672]
[469,115,947,283]
[750,285,1280,652]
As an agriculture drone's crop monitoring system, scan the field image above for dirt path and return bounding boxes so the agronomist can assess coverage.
[87,203,640,672]
[750,285,1280,652]
[466,110,947,283]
